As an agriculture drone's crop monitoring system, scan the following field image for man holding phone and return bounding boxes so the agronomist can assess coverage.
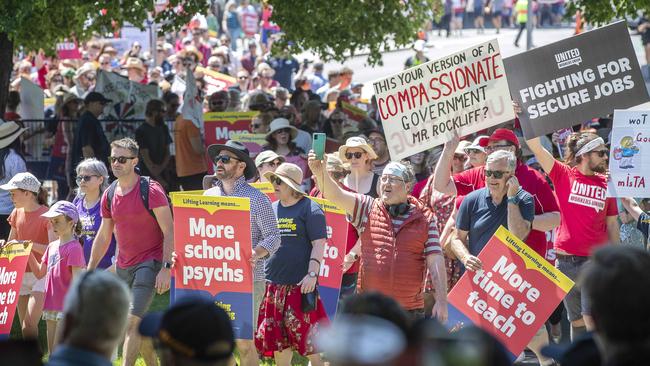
[308,153,448,322]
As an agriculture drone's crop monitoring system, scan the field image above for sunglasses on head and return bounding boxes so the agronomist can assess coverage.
[345,152,365,160]
[214,155,241,164]
[109,156,136,164]
[76,175,98,183]
[485,170,508,179]
[591,150,609,158]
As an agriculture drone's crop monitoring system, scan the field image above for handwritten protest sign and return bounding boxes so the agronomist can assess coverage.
[504,21,649,139]
[172,194,254,339]
[447,227,573,360]
[372,39,514,161]
[607,110,650,196]
[0,241,32,339]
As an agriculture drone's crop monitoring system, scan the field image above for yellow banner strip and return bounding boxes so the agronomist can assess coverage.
[172,194,250,215]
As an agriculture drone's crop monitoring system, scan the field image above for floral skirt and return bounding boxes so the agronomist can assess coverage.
[255,283,328,358]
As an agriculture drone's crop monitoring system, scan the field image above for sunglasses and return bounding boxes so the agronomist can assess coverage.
[52,77,64,83]
[265,160,281,168]
[109,156,136,164]
[345,152,365,160]
[214,155,241,164]
[486,144,511,152]
[485,170,509,179]
[271,176,283,186]
[591,150,609,158]
[275,128,291,134]
[76,175,99,183]
[466,149,482,154]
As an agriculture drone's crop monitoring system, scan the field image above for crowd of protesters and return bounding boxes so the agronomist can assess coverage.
[0,2,649,366]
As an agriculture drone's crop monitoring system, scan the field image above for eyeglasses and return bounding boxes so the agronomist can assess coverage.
[380,176,404,185]
[485,144,511,152]
[109,156,136,164]
[485,170,509,179]
[591,150,609,158]
[271,176,283,186]
[345,152,365,160]
[466,149,482,154]
[76,175,98,183]
[214,155,241,164]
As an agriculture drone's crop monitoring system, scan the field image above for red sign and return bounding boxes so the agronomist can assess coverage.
[204,111,258,174]
[56,41,82,60]
[446,227,574,359]
[0,241,32,339]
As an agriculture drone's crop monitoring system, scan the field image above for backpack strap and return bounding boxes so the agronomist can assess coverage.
[106,180,119,215]
[140,176,156,219]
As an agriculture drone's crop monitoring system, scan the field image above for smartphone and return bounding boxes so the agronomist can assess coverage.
[312,133,326,160]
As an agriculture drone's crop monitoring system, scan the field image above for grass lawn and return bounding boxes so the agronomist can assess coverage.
[10,293,309,365]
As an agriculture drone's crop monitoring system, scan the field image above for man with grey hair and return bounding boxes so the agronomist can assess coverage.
[308,153,448,322]
[47,270,131,366]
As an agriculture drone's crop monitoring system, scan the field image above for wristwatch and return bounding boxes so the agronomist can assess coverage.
[345,252,360,262]
[507,195,521,205]
[308,271,317,278]
[163,261,172,269]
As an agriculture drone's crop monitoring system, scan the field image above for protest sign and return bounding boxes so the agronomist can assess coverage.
[340,101,368,122]
[0,241,32,340]
[607,110,650,196]
[310,198,347,319]
[446,226,573,360]
[504,21,649,140]
[172,194,254,339]
[372,39,514,161]
[250,182,276,202]
[19,78,46,160]
[198,66,237,96]
[95,70,159,121]
[231,133,267,157]
[204,112,258,147]
[56,41,81,60]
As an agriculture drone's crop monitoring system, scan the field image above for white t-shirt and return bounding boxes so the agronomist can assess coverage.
[0,149,27,215]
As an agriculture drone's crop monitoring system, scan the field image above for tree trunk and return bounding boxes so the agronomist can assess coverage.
[0,32,14,118]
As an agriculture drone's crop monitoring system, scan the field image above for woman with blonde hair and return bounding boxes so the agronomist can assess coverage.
[338,136,380,198]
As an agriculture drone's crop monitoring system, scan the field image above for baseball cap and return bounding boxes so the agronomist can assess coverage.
[0,172,41,193]
[464,135,489,153]
[139,297,235,362]
[255,150,285,168]
[41,200,79,223]
[489,128,520,148]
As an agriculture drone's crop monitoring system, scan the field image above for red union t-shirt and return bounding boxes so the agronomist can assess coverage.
[453,163,560,256]
[548,162,617,256]
[101,178,169,268]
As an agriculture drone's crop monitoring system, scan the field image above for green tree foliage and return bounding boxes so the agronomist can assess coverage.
[0,0,209,114]
[268,0,436,66]
[566,0,650,25]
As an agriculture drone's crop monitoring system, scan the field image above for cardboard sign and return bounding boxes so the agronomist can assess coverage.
[504,21,649,139]
[372,39,514,161]
[310,198,347,319]
[56,41,82,60]
[0,241,32,340]
[172,194,254,339]
[607,110,650,196]
[446,227,573,360]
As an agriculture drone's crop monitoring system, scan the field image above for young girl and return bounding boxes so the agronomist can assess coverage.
[0,172,54,340]
[28,200,86,353]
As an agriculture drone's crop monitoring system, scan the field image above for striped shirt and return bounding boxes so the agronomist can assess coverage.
[204,176,281,281]
[350,194,441,256]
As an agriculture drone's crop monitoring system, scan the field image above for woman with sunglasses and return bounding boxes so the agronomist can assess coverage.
[338,136,380,199]
[263,118,309,188]
[256,163,328,366]
[254,150,285,183]
[73,158,116,269]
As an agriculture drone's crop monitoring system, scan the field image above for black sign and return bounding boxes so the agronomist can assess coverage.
[504,21,649,139]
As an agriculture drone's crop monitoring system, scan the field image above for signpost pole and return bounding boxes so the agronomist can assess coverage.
[526,0,533,50]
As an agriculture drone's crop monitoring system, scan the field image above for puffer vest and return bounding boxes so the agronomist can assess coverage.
[358,196,432,310]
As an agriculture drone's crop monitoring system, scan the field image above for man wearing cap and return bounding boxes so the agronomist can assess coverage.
[139,297,235,366]
[464,135,489,168]
[70,91,111,180]
[70,62,96,98]
[254,150,285,183]
[89,138,174,366]
[433,128,561,258]
[308,154,448,322]
[203,140,280,366]
[208,91,229,113]
[404,40,430,69]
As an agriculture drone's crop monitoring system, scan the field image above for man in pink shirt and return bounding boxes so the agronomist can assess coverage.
[89,138,174,366]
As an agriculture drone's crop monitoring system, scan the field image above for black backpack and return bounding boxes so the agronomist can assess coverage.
[106,176,156,219]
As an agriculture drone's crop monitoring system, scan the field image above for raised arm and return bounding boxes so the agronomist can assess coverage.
[432,134,460,195]
[620,197,644,222]
[308,151,357,216]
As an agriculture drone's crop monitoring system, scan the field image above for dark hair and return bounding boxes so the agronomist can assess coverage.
[564,132,600,165]
[162,91,179,104]
[145,99,165,124]
[66,216,83,239]
[340,292,411,337]
[264,133,297,152]
[36,187,48,206]
[0,138,26,180]
[7,91,20,110]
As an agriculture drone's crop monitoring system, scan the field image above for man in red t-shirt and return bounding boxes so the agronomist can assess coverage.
[527,132,619,341]
[88,138,174,366]
[433,129,561,258]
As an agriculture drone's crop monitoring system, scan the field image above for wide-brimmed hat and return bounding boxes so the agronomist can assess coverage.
[254,150,285,168]
[339,136,378,162]
[207,140,256,180]
[455,140,471,155]
[0,121,26,149]
[124,57,146,73]
[0,172,41,193]
[263,163,305,195]
[266,118,298,140]
[74,62,96,80]
[182,45,203,62]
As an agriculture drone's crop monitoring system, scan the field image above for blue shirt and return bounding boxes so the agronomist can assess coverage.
[638,212,649,246]
[457,187,535,255]
[74,196,116,269]
[47,345,112,366]
[266,197,327,285]
[266,56,300,89]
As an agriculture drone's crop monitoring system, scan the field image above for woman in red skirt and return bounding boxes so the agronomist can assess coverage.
[255,162,328,366]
